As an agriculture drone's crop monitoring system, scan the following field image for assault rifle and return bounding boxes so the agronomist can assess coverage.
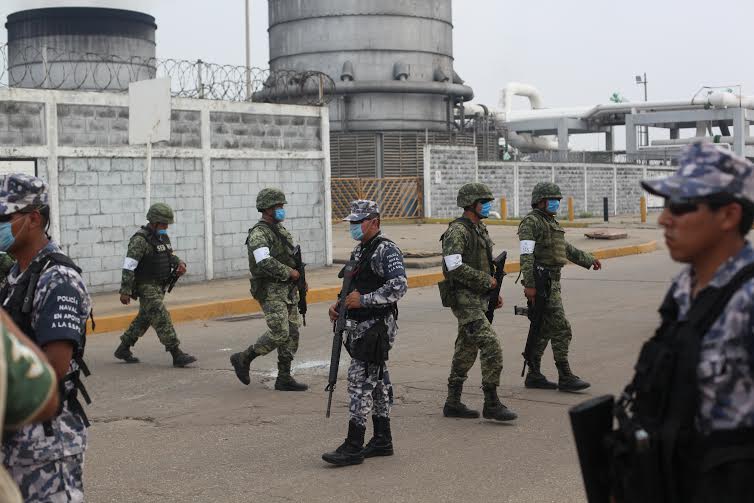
[515,264,552,376]
[325,260,357,418]
[485,251,508,323]
[292,245,308,326]
[164,264,180,294]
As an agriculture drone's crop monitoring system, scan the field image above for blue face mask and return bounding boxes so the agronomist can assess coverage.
[156,229,168,236]
[274,208,286,222]
[547,199,560,214]
[350,222,364,241]
[480,201,492,218]
[0,222,15,252]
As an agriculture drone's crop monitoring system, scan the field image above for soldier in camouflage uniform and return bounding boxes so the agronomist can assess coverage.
[230,188,308,392]
[0,173,92,502]
[114,203,197,367]
[518,182,600,391]
[611,143,754,500]
[322,200,407,466]
[439,183,518,422]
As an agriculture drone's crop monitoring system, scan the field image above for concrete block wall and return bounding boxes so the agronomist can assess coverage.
[425,146,660,219]
[211,158,326,279]
[210,112,321,151]
[0,101,45,145]
[0,87,330,293]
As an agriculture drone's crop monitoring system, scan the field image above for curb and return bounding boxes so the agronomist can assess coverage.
[87,240,658,335]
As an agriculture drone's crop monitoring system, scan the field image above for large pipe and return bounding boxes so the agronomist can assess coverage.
[653,137,754,146]
[253,80,474,101]
[500,82,545,120]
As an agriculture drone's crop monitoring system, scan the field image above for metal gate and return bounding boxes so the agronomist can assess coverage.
[331,177,423,220]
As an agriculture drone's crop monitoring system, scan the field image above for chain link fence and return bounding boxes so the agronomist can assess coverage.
[0,43,335,105]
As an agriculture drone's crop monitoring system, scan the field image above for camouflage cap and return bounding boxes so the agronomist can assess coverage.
[641,142,754,204]
[256,187,287,211]
[0,173,48,216]
[343,199,380,222]
[531,182,562,205]
[146,202,174,224]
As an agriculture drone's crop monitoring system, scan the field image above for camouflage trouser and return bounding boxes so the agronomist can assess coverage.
[447,313,503,387]
[244,299,301,375]
[7,453,84,503]
[531,281,572,362]
[348,359,392,428]
[121,283,180,351]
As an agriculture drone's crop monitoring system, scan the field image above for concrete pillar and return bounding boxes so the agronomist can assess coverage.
[557,119,569,162]
[734,108,747,157]
[605,127,614,151]
[670,127,680,140]
[625,114,638,160]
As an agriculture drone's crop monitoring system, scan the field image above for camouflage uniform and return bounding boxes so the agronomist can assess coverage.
[518,182,594,390]
[322,200,407,467]
[439,184,517,421]
[230,188,306,390]
[642,142,754,434]
[0,252,14,286]
[0,174,91,503]
[116,203,196,367]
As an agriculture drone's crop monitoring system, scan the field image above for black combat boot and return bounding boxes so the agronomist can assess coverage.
[524,356,557,389]
[170,347,197,368]
[362,416,394,458]
[274,360,308,391]
[482,385,518,421]
[322,420,366,466]
[114,342,140,363]
[230,349,258,385]
[556,361,591,392]
[443,384,480,418]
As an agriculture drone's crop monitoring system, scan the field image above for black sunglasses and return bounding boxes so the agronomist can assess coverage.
[664,195,737,216]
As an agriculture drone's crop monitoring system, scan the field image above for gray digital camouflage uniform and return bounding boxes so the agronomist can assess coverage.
[345,233,407,427]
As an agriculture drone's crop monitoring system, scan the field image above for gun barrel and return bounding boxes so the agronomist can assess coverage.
[326,390,334,418]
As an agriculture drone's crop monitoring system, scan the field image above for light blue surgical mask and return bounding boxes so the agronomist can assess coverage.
[480,201,492,218]
[156,229,168,236]
[547,199,560,214]
[274,208,286,221]
[350,222,364,241]
[0,222,14,252]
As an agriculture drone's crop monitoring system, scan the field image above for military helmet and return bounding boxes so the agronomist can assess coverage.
[457,183,494,208]
[256,187,287,211]
[146,203,174,224]
[531,182,562,205]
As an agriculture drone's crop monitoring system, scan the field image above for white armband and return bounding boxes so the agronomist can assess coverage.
[444,254,463,271]
[520,240,536,255]
[123,257,139,271]
[253,247,271,263]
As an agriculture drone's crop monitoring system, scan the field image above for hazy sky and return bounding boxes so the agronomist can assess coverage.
[2,0,753,143]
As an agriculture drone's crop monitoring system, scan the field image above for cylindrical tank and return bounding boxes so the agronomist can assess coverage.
[268,0,473,132]
[6,7,157,91]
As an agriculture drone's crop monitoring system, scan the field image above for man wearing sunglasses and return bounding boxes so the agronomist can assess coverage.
[0,173,92,502]
[608,142,754,502]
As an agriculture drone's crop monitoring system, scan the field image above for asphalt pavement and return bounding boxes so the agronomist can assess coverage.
[82,248,679,503]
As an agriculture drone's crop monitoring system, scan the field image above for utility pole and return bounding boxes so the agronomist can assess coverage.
[635,73,648,147]
[245,0,252,101]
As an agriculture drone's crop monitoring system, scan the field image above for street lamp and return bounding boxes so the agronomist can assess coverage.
[245,0,252,101]
[635,73,648,146]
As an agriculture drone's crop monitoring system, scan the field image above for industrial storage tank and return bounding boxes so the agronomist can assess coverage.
[6,7,157,91]
[268,0,473,132]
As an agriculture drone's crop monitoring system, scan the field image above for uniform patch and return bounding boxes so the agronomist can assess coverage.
[253,247,271,263]
[444,254,463,271]
[520,240,536,254]
[123,257,139,271]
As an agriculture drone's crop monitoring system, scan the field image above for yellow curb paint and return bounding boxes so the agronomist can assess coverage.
[89,240,658,335]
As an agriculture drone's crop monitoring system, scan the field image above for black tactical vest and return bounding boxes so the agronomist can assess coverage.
[346,235,396,320]
[133,227,173,284]
[614,263,754,502]
[0,250,92,432]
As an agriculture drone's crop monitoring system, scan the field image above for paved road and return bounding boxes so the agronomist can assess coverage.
[82,250,679,503]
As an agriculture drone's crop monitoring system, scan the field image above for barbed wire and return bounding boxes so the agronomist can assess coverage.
[0,43,335,105]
